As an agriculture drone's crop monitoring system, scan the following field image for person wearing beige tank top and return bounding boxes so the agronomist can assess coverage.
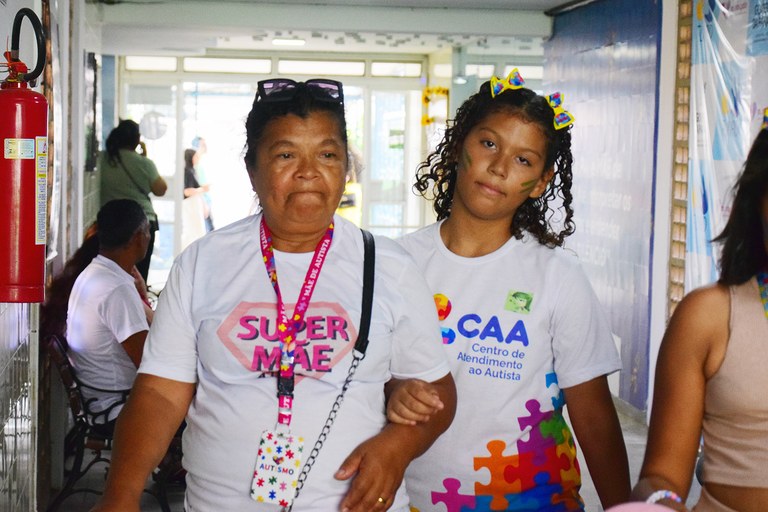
[630,124,768,512]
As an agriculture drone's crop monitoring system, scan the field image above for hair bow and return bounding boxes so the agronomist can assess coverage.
[762,107,768,130]
[490,69,525,98]
[547,92,575,130]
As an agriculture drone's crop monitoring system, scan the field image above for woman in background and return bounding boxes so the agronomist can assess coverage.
[99,119,167,281]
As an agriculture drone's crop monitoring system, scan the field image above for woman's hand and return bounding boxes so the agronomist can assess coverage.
[334,429,411,512]
[138,141,147,156]
[386,378,444,425]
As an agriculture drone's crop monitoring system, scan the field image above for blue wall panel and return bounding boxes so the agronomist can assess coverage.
[544,0,661,410]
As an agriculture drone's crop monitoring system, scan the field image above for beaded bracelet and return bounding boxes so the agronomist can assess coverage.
[646,489,683,504]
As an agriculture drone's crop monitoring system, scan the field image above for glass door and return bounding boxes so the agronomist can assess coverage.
[124,84,178,288]
[364,89,424,237]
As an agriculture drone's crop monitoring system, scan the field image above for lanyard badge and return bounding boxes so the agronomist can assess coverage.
[251,218,334,508]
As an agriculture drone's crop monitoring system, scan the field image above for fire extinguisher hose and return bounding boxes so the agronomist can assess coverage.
[10,8,46,84]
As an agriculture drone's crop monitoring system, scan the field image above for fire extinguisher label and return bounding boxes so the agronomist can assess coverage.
[4,138,36,159]
[35,136,48,245]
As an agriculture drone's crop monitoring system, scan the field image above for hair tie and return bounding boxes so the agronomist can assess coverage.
[762,107,767,130]
[547,92,575,130]
[490,68,525,98]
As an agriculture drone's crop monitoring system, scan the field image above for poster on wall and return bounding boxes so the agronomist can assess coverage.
[686,0,766,291]
[43,0,62,262]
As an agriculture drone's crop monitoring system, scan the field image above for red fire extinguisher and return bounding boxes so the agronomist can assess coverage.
[0,8,48,303]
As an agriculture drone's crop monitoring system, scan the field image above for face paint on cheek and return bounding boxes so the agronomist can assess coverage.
[520,178,539,195]
[461,148,472,169]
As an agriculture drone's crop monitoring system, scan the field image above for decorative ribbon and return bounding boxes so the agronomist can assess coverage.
[490,68,525,98]
[547,92,575,130]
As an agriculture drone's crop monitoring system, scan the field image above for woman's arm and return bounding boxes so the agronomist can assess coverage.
[564,375,630,508]
[150,176,168,197]
[90,374,195,512]
[336,373,456,512]
[631,285,729,509]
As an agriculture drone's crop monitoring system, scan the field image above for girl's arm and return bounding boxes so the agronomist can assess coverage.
[563,375,630,508]
[631,285,728,510]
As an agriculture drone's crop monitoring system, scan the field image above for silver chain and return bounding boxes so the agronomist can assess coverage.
[285,352,364,512]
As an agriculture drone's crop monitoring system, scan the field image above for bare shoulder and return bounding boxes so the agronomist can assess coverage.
[664,283,730,376]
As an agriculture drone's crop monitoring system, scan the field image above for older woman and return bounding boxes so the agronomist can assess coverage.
[92,79,456,512]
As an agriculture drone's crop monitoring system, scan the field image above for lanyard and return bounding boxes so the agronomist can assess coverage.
[260,217,334,427]
[758,272,768,319]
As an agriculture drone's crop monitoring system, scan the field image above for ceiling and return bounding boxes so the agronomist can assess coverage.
[91,0,573,57]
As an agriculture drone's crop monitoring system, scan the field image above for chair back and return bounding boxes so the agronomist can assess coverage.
[45,334,87,425]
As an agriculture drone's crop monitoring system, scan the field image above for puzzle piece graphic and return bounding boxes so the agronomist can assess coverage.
[517,400,556,461]
[556,430,581,489]
[527,472,575,512]
[551,485,584,511]
[432,478,476,512]
[545,372,566,410]
[502,448,539,493]
[474,440,520,510]
[540,413,569,445]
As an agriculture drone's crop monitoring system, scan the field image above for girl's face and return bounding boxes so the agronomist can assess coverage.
[249,110,347,238]
[451,110,553,225]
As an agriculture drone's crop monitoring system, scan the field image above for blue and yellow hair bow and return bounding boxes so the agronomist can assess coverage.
[547,92,575,130]
[490,69,525,98]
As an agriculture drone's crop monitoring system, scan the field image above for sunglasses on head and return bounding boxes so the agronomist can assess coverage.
[256,78,344,105]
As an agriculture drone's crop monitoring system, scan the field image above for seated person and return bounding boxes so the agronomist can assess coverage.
[42,224,153,341]
[66,199,152,434]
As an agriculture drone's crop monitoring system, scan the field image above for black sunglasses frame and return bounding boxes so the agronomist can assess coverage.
[256,78,344,105]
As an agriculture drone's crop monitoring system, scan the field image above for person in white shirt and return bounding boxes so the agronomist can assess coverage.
[92,79,456,512]
[66,199,152,432]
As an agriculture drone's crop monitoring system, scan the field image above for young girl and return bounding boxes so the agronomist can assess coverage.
[393,70,630,510]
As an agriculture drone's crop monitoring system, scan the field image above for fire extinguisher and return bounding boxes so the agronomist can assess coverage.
[0,8,48,303]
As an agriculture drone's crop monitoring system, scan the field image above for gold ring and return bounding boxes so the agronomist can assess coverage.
[377,497,385,504]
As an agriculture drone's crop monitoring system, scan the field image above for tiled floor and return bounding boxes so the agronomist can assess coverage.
[53,406,701,512]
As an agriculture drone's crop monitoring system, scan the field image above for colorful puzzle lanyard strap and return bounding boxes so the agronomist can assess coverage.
[757,272,768,320]
[259,217,334,429]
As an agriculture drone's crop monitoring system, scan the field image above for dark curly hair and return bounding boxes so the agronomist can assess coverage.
[414,81,575,248]
[713,128,768,285]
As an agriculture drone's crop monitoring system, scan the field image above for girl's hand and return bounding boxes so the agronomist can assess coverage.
[138,141,147,156]
[386,379,444,425]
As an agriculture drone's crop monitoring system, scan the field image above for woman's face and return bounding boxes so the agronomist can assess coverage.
[249,110,347,240]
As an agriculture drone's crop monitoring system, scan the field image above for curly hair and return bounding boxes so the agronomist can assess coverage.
[414,81,575,248]
[713,128,768,285]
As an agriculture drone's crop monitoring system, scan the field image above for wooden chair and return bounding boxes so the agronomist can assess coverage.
[45,334,177,512]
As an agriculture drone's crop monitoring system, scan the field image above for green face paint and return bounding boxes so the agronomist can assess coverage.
[520,178,539,195]
[461,149,472,169]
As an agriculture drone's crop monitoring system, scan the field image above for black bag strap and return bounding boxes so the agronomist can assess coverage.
[117,157,150,196]
[354,229,375,355]
[291,228,376,506]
